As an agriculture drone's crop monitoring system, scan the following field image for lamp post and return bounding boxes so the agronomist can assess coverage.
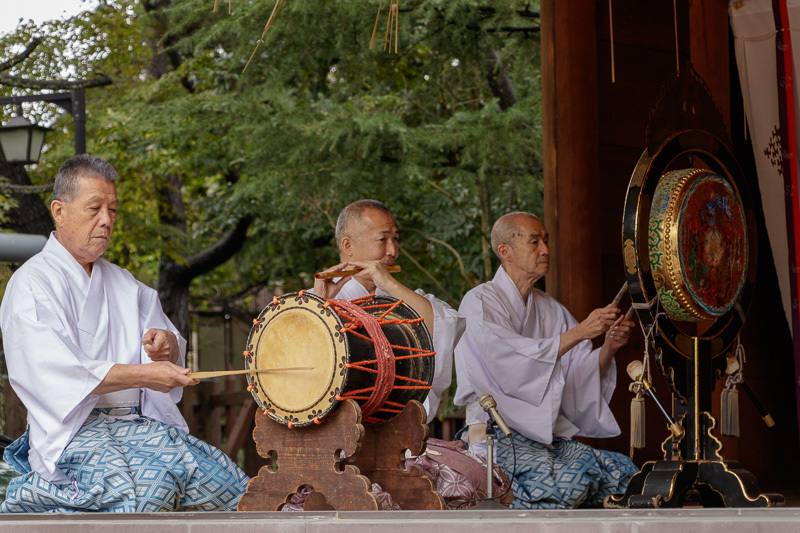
[0,104,52,165]
[0,88,86,159]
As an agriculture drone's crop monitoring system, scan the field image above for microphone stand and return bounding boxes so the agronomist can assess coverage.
[485,414,496,500]
[472,412,508,510]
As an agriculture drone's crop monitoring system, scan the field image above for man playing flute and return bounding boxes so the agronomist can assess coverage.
[454,211,638,509]
[314,199,465,423]
[0,155,248,513]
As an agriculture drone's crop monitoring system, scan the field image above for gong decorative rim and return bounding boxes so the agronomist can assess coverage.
[649,168,748,322]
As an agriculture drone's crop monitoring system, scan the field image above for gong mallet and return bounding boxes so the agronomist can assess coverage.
[315,265,402,280]
[623,305,636,322]
[188,367,313,379]
[611,281,628,308]
[724,357,776,428]
[627,360,685,439]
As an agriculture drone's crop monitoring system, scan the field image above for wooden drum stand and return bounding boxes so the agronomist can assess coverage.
[238,399,443,511]
[236,291,443,511]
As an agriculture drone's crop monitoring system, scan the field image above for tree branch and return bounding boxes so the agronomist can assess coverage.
[398,246,455,304]
[466,25,540,34]
[185,215,254,279]
[0,159,54,235]
[486,49,519,111]
[0,183,53,193]
[405,228,477,288]
[0,73,112,90]
[0,38,41,72]
[422,176,490,244]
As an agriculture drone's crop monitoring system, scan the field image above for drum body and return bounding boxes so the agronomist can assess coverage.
[244,291,434,427]
[648,168,748,321]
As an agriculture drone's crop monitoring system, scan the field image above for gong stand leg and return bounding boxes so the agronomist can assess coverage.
[237,399,379,511]
[606,339,783,508]
[355,400,444,510]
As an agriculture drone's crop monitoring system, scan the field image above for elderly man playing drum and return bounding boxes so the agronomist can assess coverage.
[314,199,465,423]
[453,211,638,509]
[0,154,248,513]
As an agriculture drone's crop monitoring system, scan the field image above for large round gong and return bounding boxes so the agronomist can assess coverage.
[623,130,757,361]
[649,168,748,322]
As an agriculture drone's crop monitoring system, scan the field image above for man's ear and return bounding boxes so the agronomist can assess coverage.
[497,242,512,262]
[340,236,354,258]
[50,200,63,226]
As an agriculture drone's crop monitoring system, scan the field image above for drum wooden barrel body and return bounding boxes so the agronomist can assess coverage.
[648,168,748,321]
[244,291,434,427]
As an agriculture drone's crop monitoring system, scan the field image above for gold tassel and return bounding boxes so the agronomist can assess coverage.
[721,387,740,438]
[630,395,646,453]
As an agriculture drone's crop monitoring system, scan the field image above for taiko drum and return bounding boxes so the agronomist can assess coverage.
[648,168,748,322]
[244,291,434,427]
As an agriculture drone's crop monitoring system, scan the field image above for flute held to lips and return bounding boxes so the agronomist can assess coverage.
[314,265,402,280]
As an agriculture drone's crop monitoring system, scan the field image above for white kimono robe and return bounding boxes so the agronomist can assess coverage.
[0,234,188,483]
[332,279,465,423]
[454,266,620,444]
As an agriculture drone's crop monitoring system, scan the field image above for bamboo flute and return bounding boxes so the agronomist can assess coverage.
[315,265,402,280]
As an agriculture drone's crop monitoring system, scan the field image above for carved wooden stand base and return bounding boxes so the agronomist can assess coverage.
[605,413,784,509]
[237,399,443,511]
[604,459,785,508]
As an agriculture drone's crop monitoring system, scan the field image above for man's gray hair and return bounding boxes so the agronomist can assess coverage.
[52,154,118,203]
[335,199,393,252]
[490,211,541,257]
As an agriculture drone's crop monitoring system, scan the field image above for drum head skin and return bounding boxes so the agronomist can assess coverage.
[649,169,747,321]
[245,292,347,426]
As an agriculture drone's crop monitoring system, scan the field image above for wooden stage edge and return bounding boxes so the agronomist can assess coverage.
[2,508,800,532]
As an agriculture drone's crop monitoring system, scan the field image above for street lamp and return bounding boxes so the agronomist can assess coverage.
[0,104,52,165]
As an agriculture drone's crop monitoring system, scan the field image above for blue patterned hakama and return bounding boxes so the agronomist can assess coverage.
[493,429,637,509]
[1,409,249,513]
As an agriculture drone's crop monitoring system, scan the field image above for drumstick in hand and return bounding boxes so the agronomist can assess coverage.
[315,265,402,280]
[188,367,314,379]
[611,281,628,308]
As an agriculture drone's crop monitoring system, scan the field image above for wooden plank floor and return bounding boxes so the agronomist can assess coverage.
[2,508,800,533]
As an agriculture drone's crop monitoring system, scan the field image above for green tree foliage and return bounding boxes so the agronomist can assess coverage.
[1,0,543,314]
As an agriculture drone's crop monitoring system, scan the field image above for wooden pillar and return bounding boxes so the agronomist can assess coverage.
[541,0,602,317]
[689,0,731,131]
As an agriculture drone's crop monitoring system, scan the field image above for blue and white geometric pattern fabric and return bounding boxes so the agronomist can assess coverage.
[493,429,637,509]
[1,412,249,513]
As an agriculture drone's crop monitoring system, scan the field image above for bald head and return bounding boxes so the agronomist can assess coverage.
[335,199,393,253]
[491,212,542,257]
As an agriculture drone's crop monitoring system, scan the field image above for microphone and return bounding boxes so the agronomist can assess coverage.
[479,394,513,438]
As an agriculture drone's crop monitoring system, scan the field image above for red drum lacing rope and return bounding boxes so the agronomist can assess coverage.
[331,298,395,418]
[325,294,436,424]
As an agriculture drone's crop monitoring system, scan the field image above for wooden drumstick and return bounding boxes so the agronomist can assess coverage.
[611,281,628,308]
[623,305,635,321]
[188,367,314,379]
[315,265,402,280]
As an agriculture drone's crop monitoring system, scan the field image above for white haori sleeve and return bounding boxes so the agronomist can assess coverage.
[558,344,620,438]
[460,289,561,407]
[134,278,190,433]
[454,290,566,444]
[1,272,116,482]
[414,289,465,423]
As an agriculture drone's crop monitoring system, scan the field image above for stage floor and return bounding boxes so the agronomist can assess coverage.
[2,508,800,532]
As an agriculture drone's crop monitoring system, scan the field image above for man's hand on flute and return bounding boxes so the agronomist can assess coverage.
[313,262,354,299]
